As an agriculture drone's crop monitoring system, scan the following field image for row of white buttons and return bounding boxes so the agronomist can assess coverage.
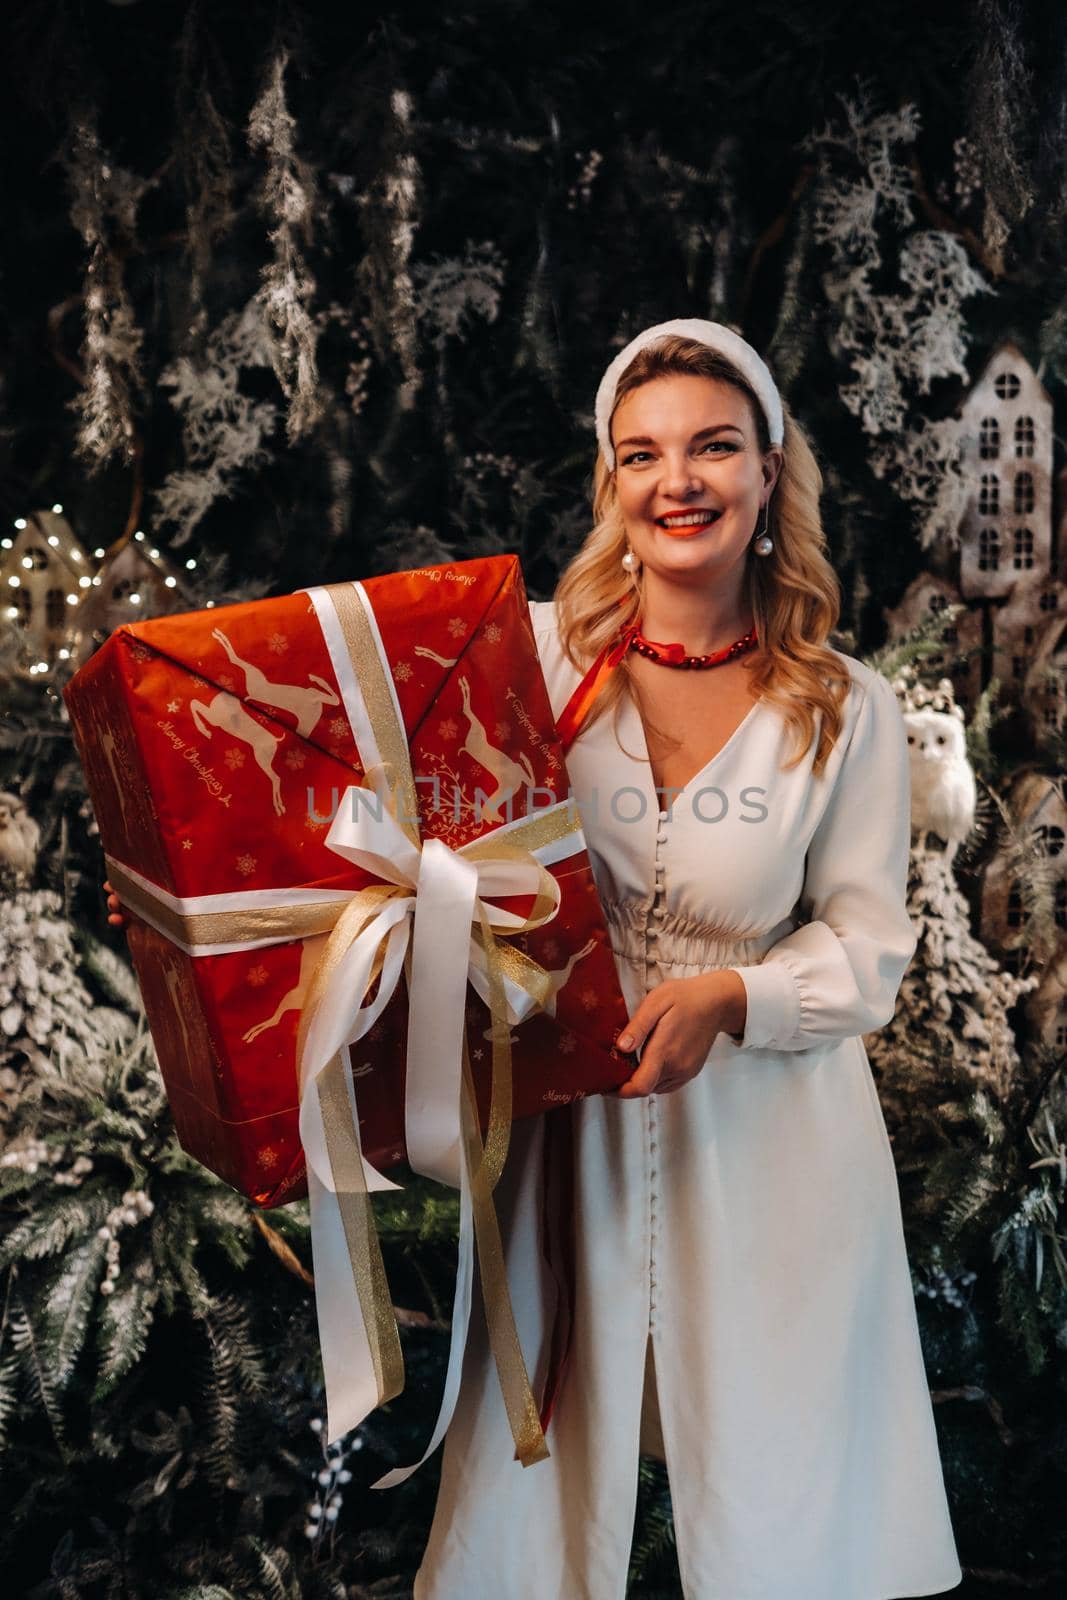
[649,815,665,1325]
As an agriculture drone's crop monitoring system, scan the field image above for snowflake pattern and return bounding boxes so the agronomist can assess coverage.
[438,717,459,740]
[580,988,598,1011]
[447,616,468,639]
[393,660,413,682]
[257,1145,279,1169]
[235,853,257,877]
[224,747,246,771]
[129,644,151,664]
[217,672,237,692]
[284,747,306,770]
[494,720,512,742]
[540,938,561,963]
[329,717,349,741]
[483,622,502,644]
[181,839,193,851]
[558,1032,576,1055]
[166,699,180,713]
[247,964,270,987]
[267,632,289,655]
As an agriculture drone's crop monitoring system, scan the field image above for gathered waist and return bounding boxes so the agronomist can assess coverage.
[601,894,791,970]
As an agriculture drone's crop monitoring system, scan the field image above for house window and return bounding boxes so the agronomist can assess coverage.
[978,527,1000,570]
[1014,415,1035,457]
[994,371,1021,399]
[23,545,50,571]
[45,587,66,628]
[1034,824,1065,858]
[1040,590,1058,612]
[929,592,948,613]
[1023,626,1035,644]
[1014,472,1035,513]
[111,579,135,602]
[12,588,32,624]
[942,624,958,645]
[979,417,1000,459]
[1011,655,1025,678]
[1007,883,1027,926]
[979,473,1000,515]
[1056,880,1067,931]
[1057,1022,1067,1049]
[1013,526,1035,568]
[1047,704,1062,729]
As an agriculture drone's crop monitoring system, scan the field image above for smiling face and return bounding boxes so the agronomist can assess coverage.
[610,373,780,587]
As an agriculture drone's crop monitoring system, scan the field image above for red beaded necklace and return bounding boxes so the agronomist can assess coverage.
[627,620,758,669]
[554,602,761,752]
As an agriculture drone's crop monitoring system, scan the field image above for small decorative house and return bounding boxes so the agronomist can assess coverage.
[958,341,1053,602]
[979,771,1067,955]
[990,571,1067,710]
[1021,610,1067,746]
[1024,935,1067,1057]
[0,509,93,667]
[74,533,193,662]
[883,572,984,709]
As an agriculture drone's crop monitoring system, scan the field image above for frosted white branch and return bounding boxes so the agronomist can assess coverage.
[247,51,325,442]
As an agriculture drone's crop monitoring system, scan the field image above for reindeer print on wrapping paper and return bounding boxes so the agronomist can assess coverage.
[211,628,340,737]
[413,644,459,669]
[241,935,387,1077]
[189,692,288,816]
[479,935,598,1043]
[457,675,536,823]
[98,723,131,828]
[161,956,198,1065]
[242,934,327,1043]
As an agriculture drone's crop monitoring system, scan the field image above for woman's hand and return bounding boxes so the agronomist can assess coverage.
[613,969,747,1098]
[103,879,130,932]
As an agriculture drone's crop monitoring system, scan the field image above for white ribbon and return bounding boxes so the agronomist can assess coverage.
[299,583,579,1483]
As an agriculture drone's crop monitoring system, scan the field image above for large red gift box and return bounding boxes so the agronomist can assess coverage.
[63,555,631,1209]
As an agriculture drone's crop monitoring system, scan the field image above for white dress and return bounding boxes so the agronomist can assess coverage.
[413,600,963,1600]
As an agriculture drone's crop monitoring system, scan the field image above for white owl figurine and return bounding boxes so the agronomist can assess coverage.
[903,706,977,864]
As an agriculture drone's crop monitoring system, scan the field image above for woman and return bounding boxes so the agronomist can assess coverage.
[105,319,963,1598]
[412,320,963,1598]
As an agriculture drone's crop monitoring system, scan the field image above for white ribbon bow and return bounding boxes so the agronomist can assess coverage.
[300,583,576,1485]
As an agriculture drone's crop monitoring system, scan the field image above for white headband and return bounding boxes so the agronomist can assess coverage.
[595,317,784,470]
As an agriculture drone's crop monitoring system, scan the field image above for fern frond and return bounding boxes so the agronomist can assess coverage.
[94,1274,159,1396]
[44,1233,109,1387]
[0,1192,111,1269]
[0,1351,20,1451]
[8,1299,68,1453]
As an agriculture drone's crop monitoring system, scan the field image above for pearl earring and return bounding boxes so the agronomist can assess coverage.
[753,504,773,556]
[621,547,639,572]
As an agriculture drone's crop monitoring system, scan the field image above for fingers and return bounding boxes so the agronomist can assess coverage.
[617,1052,670,1099]
[103,880,129,930]
[616,984,674,1057]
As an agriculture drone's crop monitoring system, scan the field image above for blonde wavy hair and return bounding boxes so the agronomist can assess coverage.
[554,335,852,776]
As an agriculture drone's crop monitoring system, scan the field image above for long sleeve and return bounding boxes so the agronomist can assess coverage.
[726,670,917,1052]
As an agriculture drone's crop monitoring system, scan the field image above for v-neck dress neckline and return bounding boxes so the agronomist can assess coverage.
[624,687,765,801]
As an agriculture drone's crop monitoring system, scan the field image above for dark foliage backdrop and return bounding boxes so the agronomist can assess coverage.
[1,1,1065,1596]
